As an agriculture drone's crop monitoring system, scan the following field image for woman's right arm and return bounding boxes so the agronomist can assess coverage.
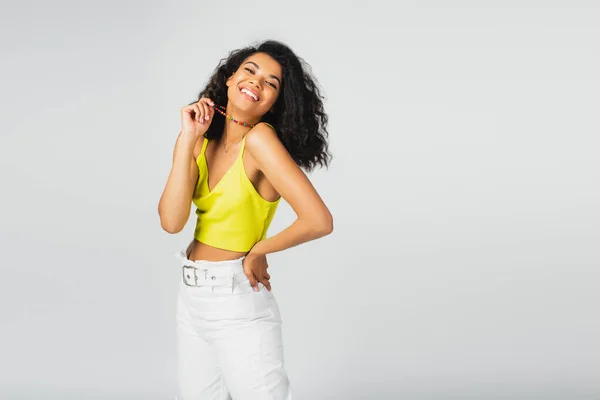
[157,132,200,233]
[158,97,215,233]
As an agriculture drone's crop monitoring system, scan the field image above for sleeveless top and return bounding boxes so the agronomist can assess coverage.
[191,132,281,252]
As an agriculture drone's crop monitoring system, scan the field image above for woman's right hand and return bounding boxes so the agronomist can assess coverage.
[180,97,215,140]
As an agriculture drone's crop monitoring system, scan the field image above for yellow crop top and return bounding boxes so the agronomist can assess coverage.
[191,132,281,252]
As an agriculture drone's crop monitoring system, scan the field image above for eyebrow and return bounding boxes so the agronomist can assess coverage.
[244,61,282,86]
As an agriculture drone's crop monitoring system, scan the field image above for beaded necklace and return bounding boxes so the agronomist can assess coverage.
[212,104,255,128]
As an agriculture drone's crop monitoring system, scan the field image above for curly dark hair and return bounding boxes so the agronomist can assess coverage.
[189,40,332,172]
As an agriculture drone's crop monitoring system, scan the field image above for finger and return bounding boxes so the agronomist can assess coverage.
[198,99,209,121]
[193,104,202,123]
[203,98,215,119]
[265,272,270,280]
[208,104,215,121]
[247,273,259,292]
[202,100,210,121]
[260,277,271,292]
[181,105,195,118]
[200,102,208,122]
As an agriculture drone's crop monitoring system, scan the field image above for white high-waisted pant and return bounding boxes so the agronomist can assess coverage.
[174,249,292,400]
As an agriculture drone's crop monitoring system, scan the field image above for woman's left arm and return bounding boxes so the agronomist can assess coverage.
[244,123,334,258]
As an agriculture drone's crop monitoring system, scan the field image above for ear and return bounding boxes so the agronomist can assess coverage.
[226,73,234,87]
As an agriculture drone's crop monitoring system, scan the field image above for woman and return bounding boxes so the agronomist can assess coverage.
[158,40,333,399]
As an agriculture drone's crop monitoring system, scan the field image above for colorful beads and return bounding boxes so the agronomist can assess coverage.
[212,104,255,128]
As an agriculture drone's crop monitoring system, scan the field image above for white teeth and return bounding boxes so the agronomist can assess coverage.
[241,88,258,101]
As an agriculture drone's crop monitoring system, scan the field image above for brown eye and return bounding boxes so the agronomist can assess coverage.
[244,67,255,74]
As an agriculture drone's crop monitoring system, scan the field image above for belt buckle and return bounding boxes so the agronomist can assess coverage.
[182,265,235,292]
[182,265,207,287]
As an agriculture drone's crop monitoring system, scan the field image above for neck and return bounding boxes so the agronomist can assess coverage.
[222,121,251,143]
[221,103,261,142]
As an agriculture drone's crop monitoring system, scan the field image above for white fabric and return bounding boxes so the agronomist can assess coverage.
[174,249,292,400]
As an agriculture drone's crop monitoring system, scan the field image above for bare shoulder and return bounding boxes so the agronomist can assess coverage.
[244,122,286,163]
[246,122,279,143]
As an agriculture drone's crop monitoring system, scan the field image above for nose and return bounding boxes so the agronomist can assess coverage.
[248,79,261,90]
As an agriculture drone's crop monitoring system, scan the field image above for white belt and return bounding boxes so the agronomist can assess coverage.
[174,250,246,290]
[182,265,235,288]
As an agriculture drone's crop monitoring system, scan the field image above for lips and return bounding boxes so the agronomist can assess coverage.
[239,86,259,101]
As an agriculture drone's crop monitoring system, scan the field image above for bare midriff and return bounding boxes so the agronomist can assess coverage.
[186,238,248,262]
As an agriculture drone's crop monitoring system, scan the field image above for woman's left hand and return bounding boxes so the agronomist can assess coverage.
[242,252,271,292]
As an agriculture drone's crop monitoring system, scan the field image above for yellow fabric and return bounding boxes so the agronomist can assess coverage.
[192,134,281,252]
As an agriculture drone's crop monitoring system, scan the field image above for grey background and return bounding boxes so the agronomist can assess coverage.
[1,0,599,399]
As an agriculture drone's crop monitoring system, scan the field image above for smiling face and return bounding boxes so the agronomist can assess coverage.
[226,52,282,119]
